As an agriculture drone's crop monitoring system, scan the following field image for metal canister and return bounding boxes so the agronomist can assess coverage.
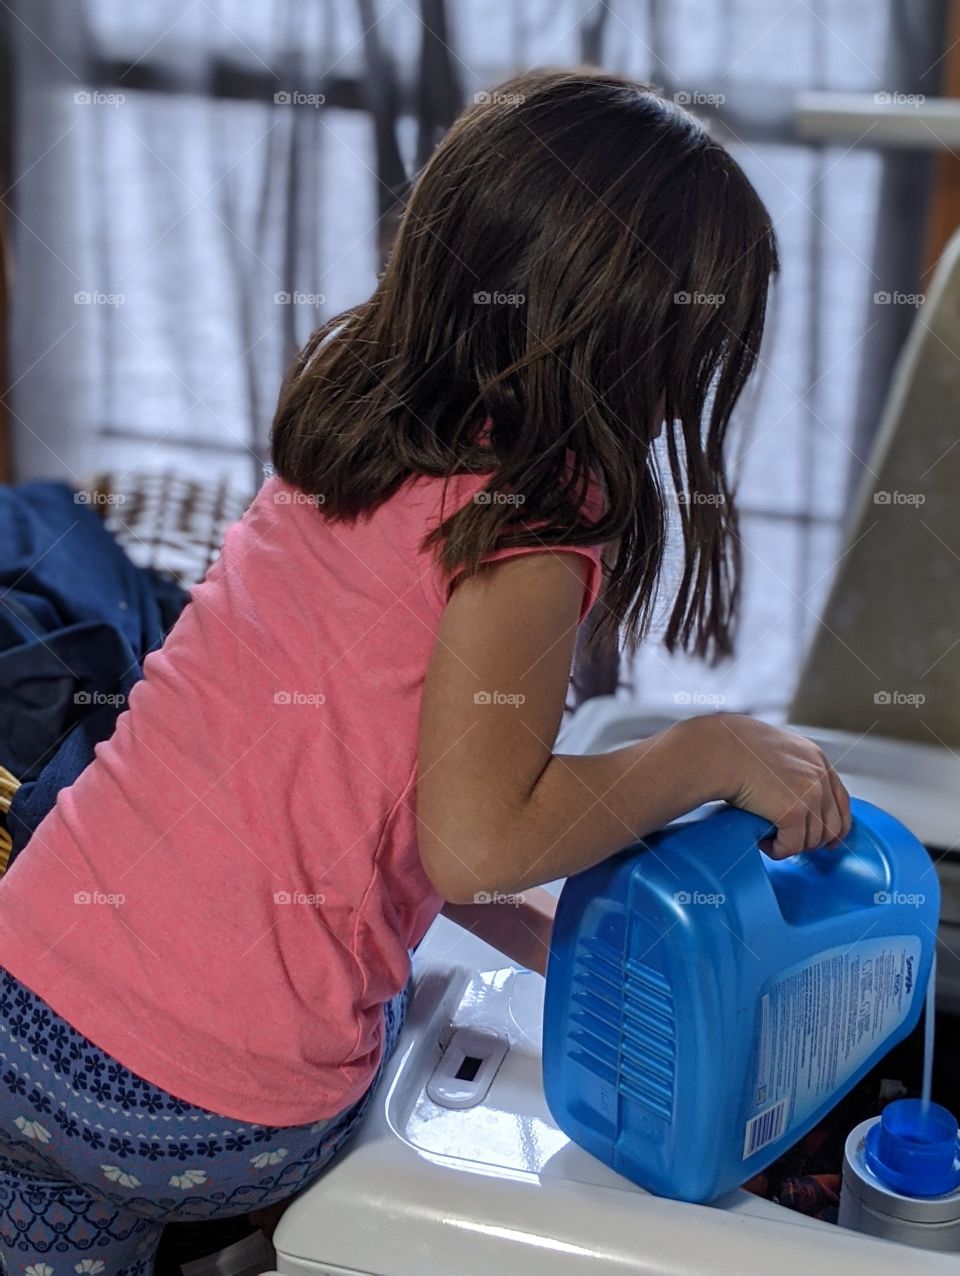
[839,1101,960,1252]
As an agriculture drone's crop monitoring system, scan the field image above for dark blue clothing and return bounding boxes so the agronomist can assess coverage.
[0,483,187,858]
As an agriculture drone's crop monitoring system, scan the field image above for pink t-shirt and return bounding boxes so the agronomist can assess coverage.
[0,472,604,1124]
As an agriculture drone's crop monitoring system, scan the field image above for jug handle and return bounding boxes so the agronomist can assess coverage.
[692,805,778,893]
[706,799,889,895]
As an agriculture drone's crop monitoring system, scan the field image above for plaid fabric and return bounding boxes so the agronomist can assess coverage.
[85,469,253,589]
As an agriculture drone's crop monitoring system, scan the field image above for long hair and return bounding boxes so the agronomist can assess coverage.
[271,67,778,659]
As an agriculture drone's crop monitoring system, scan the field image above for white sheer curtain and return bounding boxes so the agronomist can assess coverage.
[4,0,944,713]
[7,0,382,487]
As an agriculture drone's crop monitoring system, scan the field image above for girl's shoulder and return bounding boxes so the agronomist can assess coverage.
[404,461,607,529]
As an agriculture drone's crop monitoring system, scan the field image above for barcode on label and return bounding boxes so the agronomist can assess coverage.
[743,1100,788,1158]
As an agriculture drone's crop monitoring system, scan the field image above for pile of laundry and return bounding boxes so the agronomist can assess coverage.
[0,481,187,870]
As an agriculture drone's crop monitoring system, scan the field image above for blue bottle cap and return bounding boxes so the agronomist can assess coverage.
[864,1098,960,1198]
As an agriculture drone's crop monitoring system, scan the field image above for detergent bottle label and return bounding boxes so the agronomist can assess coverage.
[742,935,921,1160]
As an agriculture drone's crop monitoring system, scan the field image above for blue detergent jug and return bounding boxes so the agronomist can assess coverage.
[543,797,939,1203]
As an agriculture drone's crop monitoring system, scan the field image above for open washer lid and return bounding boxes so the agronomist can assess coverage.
[559,696,960,851]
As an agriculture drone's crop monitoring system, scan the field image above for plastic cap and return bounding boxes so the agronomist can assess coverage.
[864,1098,960,1197]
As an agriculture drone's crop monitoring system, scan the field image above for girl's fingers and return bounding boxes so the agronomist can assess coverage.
[818,779,840,849]
[835,768,853,838]
[825,766,851,848]
[770,811,806,859]
[769,764,848,859]
[803,804,825,854]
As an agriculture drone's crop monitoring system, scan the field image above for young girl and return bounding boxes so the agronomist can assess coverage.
[0,68,849,1273]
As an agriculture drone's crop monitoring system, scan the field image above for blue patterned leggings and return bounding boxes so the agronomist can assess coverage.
[0,970,408,1275]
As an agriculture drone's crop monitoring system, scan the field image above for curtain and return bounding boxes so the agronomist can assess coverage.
[1,0,945,714]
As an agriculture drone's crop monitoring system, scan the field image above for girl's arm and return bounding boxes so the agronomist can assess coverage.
[441,887,556,975]
[416,552,850,905]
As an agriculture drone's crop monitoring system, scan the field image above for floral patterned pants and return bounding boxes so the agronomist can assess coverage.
[0,970,408,1275]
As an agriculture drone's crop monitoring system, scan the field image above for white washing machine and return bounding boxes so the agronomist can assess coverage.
[273,702,960,1275]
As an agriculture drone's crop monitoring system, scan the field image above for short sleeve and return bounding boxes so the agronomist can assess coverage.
[423,468,607,623]
[447,542,604,623]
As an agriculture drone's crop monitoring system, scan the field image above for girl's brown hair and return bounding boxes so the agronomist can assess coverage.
[271,67,778,659]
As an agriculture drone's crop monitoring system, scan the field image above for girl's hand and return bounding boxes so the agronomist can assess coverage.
[705,714,852,859]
